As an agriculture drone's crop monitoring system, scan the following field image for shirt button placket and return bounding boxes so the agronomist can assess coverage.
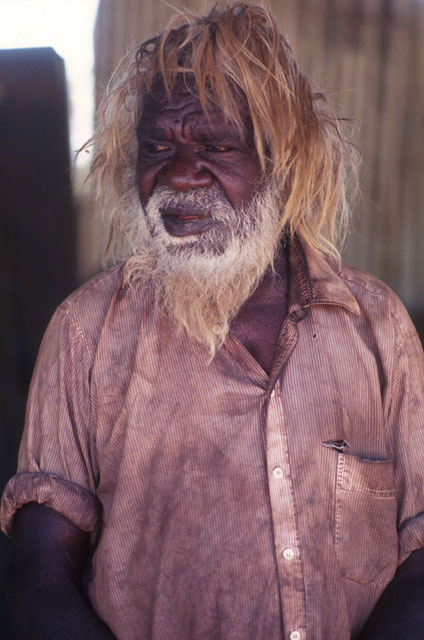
[266,380,306,637]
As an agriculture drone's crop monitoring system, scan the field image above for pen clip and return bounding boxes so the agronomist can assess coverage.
[321,439,350,453]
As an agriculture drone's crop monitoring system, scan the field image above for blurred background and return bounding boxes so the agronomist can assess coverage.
[0,0,423,636]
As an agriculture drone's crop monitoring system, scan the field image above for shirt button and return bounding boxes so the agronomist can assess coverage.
[272,466,284,479]
[290,631,301,640]
[213,325,221,335]
[283,547,295,561]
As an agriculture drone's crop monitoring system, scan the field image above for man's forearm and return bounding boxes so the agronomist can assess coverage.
[358,548,424,639]
[7,573,116,640]
[7,503,116,640]
[8,583,114,640]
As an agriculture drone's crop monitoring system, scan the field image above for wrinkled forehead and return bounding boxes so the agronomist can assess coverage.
[143,73,198,108]
[140,73,251,135]
[142,86,204,122]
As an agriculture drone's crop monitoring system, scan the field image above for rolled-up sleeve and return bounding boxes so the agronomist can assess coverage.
[389,301,424,564]
[1,303,100,536]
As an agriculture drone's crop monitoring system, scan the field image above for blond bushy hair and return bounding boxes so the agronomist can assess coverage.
[89,2,357,263]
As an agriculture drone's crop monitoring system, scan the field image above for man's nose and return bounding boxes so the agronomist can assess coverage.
[158,152,214,192]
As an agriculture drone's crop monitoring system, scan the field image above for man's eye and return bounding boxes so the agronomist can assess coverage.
[205,145,231,153]
[144,143,170,153]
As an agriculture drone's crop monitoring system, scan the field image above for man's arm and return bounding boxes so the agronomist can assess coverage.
[7,502,116,639]
[358,548,424,639]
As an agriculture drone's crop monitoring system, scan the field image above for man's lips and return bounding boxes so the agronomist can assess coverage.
[161,209,215,236]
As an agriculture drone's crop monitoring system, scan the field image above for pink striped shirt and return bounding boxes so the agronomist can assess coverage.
[2,241,424,639]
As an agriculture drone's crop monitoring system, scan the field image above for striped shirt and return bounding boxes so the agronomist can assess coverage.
[2,240,424,640]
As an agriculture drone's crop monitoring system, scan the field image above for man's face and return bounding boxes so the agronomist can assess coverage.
[135,87,262,243]
[127,85,281,355]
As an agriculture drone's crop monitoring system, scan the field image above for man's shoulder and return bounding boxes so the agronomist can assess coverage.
[305,243,418,342]
[338,262,417,339]
[338,262,396,299]
[305,245,409,326]
[59,263,125,315]
[51,262,147,352]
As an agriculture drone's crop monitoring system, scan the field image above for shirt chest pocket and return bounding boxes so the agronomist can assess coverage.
[334,453,398,585]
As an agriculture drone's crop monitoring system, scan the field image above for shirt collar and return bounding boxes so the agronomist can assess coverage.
[287,238,361,321]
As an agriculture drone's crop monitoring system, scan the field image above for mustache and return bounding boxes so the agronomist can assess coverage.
[147,184,235,219]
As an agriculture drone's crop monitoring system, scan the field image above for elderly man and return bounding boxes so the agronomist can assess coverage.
[2,4,424,639]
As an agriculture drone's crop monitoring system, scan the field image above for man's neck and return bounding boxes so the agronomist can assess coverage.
[230,251,288,375]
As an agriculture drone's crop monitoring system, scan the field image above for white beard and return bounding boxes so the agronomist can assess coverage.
[122,181,283,359]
